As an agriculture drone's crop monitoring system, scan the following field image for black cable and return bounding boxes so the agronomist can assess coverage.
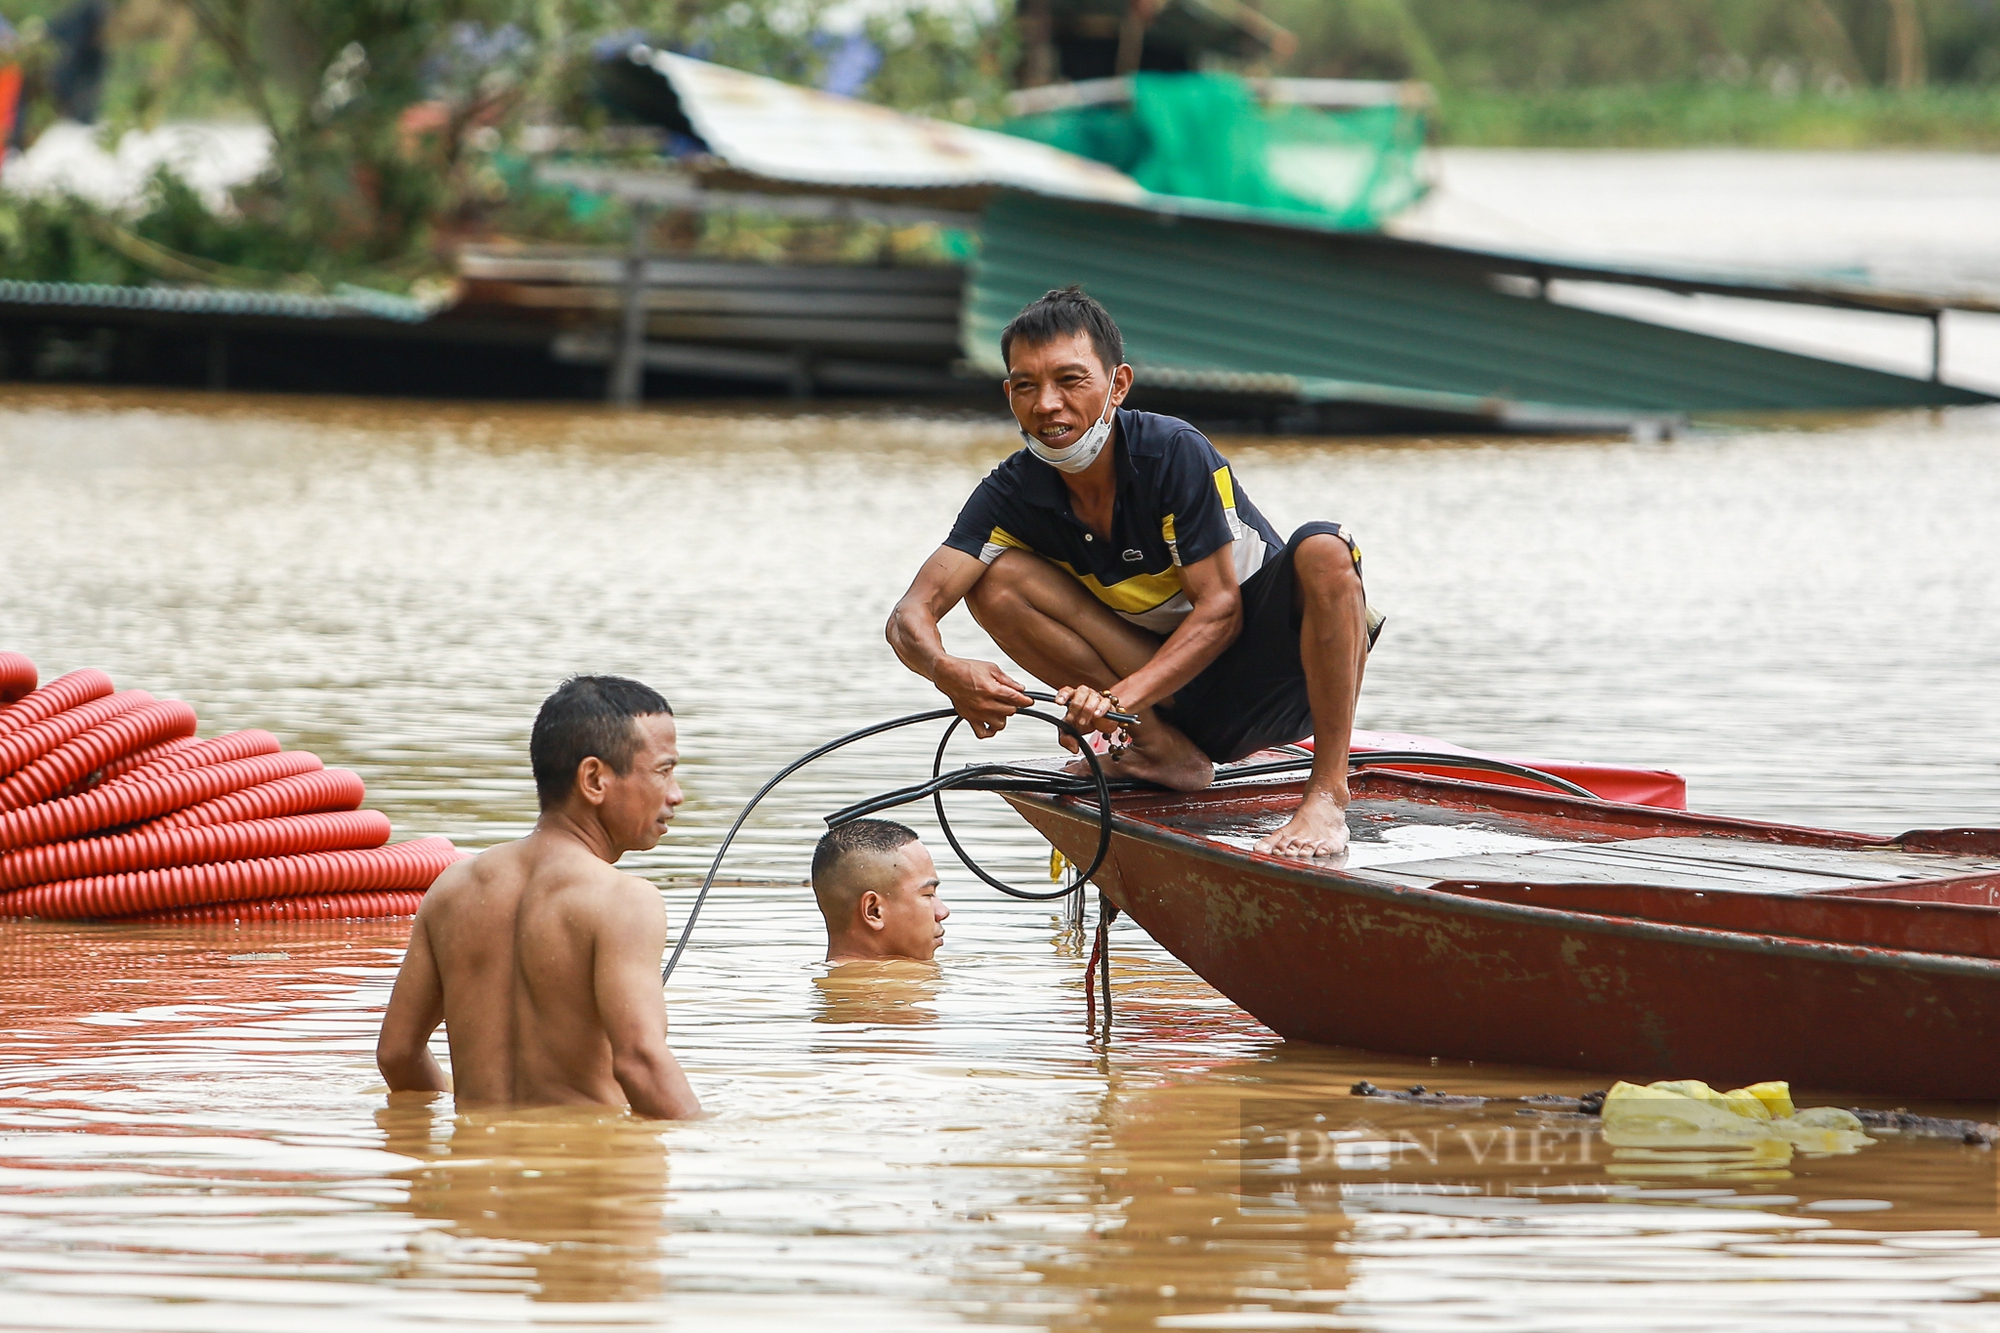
[1299,750,1598,801]
[833,747,1599,809]
[822,761,1085,826]
[662,704,1111,982]
[663,699,1602,984]
[926,710,1111,901]
[1021,689,1139,728]
[662,707,955,984]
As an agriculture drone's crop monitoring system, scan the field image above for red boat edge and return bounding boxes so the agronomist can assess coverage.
[1344,728,1689,809]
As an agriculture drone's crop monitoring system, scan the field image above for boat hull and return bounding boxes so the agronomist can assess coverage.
[1007,782,2000,1101]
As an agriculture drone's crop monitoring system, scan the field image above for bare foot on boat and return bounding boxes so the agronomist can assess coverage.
[1256,788,1350,858]
[1060,713,1214,792]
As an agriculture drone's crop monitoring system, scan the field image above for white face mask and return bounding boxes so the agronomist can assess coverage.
[1022,378,1118,474]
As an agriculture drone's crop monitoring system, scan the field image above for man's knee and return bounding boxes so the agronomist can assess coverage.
[965,549,1036,624]
[1293,534,1364,604]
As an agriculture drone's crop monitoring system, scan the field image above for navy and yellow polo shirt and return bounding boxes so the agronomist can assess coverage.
[945,409,1283,635]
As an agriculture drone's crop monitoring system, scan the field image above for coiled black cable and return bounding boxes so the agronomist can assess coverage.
[662,700,1109,983]
[661,694,1601,983]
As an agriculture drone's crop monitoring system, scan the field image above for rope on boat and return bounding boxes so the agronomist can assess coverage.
[1084,891,1119,1038]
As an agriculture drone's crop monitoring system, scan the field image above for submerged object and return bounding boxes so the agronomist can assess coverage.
[0,652,463,922]
[1005,756,2000,1099]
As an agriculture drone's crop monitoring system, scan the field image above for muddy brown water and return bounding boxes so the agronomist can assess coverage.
[3,388,1999,1331]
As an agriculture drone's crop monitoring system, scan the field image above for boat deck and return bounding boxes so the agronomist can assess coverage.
[1352,832,2000,894]
[1132,785,2000,896]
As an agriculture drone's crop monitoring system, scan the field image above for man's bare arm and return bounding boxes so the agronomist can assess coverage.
[886,544,1033,737]
[377,910,451,1093]
[596,882,702,1120]
[1063,545,1243,732]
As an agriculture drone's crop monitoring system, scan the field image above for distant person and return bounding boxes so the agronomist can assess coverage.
[811,819,950,964]
[49,0,107,123]
[887,285,1381,858]
[377,675,702,1120]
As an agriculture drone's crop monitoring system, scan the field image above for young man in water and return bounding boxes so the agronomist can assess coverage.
[376,675,702,1120]
[887,286,1380,858]
[812,819,951,963]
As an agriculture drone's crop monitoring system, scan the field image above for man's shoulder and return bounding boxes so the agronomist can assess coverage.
[1120,410,1223,464]
[514,834,656,900]
[419,841,508,904]
[427,834,648,908]
[956,447,1059,521]
[972,446,1044,493]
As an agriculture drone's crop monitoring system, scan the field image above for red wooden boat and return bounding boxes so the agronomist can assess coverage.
[1003,743,2000,1101]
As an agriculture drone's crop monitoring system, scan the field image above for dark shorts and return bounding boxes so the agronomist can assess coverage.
[1157,522,1382,764]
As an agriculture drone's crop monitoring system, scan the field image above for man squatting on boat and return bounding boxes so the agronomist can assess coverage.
[888,287,1383,857]
[377,675,703,1120]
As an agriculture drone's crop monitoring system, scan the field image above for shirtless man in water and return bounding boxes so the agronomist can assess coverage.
[376,675,701,1120]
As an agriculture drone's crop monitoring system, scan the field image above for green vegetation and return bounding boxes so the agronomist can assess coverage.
[1436,83,2000,149]
[1263,0,2000,92]
[1261,0,2000,148]
[0,0,1008,292]
[0,1,1995,294]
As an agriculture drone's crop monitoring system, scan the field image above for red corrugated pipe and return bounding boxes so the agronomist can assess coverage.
[96,736,201,786]
[0,750,325,850]
[129,889,428,924]
[108,729,281,788]
[0,653,456,922]
[0,653,34,704]
[0,835,464,919]
[0,809,392,891]
[0,690,152,777]
[0,699,199,812]
[146,767,362,831]
[0,669,115,740]
[60,732,294,805]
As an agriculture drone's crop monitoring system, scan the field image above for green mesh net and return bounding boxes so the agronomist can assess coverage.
[1003,72,1430,230]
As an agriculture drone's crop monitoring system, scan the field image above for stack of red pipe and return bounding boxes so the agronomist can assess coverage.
[0,652,465,922]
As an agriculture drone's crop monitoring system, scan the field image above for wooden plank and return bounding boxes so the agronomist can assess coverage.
[635,314,959,344]
[458,282,962,319]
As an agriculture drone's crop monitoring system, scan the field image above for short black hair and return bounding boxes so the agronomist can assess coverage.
[1000,285,1123,374]
[530,675,672,810]
[811,818,920,889]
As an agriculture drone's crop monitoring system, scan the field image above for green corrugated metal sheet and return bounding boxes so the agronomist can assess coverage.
[0,280,433,323]
[967,195,1988,414]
